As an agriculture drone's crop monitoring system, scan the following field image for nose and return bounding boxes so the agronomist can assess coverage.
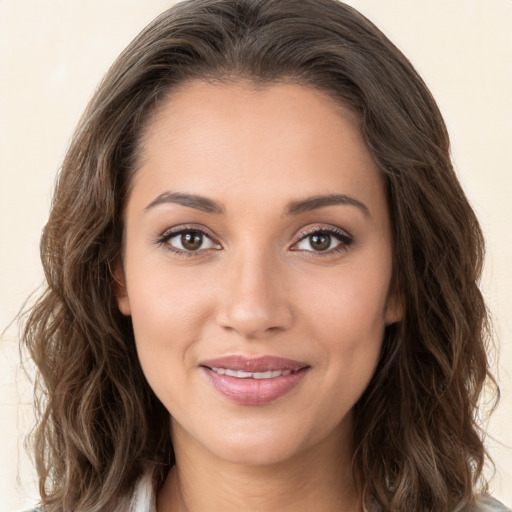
[216,249,294,339]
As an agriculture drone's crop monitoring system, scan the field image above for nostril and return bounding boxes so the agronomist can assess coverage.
[215,270,294,337]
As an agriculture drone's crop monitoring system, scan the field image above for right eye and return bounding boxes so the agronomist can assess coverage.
[158,228,221,255]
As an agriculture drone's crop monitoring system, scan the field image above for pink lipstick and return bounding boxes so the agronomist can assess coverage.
[200,355,310,405]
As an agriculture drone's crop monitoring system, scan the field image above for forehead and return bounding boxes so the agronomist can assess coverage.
[141,79,361,153]
[129,80,385,220]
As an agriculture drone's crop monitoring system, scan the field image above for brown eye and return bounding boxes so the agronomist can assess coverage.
[297,232,336,252]
[308,233,331,251]
[181,231,203,251]
[293,228,352,253]
[165,229,219,252]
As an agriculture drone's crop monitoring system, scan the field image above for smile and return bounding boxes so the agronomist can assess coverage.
[201,355,310,405]
[209,368,294,379]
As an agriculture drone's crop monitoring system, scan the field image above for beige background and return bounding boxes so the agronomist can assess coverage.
[1,0,510,510]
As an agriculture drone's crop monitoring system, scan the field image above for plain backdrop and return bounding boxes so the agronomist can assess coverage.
[1,0,511,510]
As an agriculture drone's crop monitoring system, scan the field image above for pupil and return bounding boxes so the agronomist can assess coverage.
[310,233,330,251]
[182,232,202,250]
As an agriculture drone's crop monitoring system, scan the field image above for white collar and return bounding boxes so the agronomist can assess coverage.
[130,471,156,512]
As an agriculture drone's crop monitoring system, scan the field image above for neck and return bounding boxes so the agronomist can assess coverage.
[157,422,361,512]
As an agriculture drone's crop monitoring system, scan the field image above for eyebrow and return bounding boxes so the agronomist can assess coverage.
[145,191,370,217]
[145,192,225,214]
[285,194,370,217]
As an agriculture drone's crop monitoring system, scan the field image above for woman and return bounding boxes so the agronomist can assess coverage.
[22,0,508,511]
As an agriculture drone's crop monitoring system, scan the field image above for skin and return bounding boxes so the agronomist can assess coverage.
[116,80,402,512]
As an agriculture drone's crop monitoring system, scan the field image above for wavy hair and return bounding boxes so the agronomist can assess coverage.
[23,0,497,510]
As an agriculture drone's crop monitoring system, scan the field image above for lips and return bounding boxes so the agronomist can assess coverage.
[210,367,294,379]
[200,355,310,405]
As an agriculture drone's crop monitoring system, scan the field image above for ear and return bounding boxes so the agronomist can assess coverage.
[113,261,131,316]
[384,281,404,325]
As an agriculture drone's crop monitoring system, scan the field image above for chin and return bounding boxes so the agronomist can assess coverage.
[211,434,304,467]
[199,414,338,468]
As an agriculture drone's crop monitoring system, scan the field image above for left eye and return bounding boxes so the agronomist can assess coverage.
[294,230,349,252]
[166,230,218,252]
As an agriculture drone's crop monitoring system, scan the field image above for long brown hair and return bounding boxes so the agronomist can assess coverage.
[23,0,497,510]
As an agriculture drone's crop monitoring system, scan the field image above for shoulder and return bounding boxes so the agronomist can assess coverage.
[18,492,510,512]
[17,472,156,512]
[474,495,511,512]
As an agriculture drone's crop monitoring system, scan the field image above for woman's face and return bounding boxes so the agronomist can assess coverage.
[116,80,401,466]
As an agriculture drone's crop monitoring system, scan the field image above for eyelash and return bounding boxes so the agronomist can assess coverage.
[155,225,220,258]
[291,226,353,257]
[155,225,353,258]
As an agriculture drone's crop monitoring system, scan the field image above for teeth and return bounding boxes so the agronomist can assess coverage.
[253,371,273,379]
[225,369,252,378]
[210,367,295,379]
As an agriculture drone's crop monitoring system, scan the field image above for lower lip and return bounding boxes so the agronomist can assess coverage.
[203,368,309,405]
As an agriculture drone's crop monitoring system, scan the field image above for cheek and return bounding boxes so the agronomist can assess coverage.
[128,258,214,329]
[306,265,390,338]
[299,264,389,387]
[124,260,216,388]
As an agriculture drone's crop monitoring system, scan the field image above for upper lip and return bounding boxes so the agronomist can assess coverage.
[200,355,309,373]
